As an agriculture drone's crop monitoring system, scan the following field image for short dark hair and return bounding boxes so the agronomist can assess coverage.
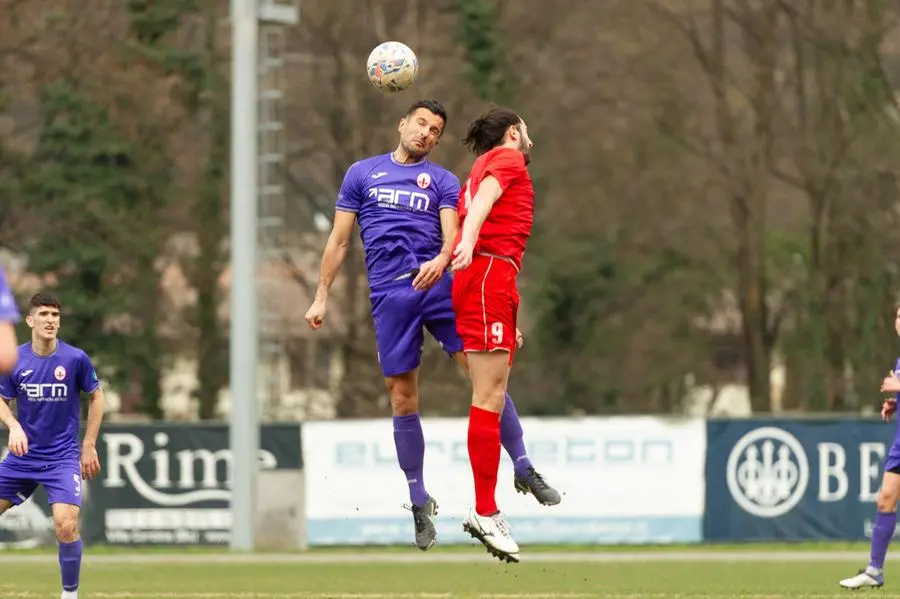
[462,107,522,155]
[404,100,448,131]
[29,291,61,313]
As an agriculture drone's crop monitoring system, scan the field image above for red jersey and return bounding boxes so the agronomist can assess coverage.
[457,147,534,271]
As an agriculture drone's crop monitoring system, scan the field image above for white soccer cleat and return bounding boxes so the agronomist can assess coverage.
[61,591,78,599]
[839,568,884,589]
[462,506,519,563]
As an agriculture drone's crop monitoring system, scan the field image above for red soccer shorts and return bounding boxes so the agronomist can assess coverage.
[452,254,519,362]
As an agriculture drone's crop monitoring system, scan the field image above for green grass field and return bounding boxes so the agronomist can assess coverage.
[0,540,877,555]
[0,544,880,598]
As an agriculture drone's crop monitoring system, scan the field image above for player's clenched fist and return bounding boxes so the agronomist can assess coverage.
[7,424,27,457]
[305,300,327,330]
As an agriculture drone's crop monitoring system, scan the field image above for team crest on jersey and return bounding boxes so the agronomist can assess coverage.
[54,366,66,381]
[416,173,431,189]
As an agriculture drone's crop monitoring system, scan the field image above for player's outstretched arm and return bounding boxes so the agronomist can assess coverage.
[451,176,503,272]
[0,322,17,374]
[315,210,357,300]
[305,210,356,330]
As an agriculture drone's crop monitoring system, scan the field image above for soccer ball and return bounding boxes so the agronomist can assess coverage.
[366,41,418,93]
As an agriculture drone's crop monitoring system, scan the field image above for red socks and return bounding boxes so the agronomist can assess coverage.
[467,405,502,516]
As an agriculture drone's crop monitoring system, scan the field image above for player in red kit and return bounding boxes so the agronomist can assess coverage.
[450,107,534,563]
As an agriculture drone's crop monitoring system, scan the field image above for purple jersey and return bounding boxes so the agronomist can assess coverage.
[895,358,900,403]
[0,341,99,463]
[885,357,900,472]
[335,153,460,288]
[0,266,20,323]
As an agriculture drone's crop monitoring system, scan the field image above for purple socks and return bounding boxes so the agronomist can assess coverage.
[869,511,897,571]
[392,394,533,508]
[393,413,428,508]
[500,393,533,478]
[59,538,82,592]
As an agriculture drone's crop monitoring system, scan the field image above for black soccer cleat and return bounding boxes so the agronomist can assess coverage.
[405,496,438,551]
[514,467,561,506]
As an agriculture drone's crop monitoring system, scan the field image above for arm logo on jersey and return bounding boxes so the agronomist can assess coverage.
[368,187,431,212]
[20,383,67,402]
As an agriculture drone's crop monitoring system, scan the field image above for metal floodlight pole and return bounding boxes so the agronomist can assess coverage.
[229,0,259,552]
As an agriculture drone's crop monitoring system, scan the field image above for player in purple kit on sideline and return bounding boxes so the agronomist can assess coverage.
[304,100,560,551]
[0,292,106,599]
[840,305,900,589]
[0,265,20,373]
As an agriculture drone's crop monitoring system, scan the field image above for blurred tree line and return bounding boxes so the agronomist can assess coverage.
[1,0,899,419]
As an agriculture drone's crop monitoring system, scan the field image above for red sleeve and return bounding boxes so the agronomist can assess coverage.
[483,148,525,192]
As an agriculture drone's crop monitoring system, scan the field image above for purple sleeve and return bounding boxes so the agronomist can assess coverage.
[0,374,14,400]
[0,268,20,324]
[438,173,461,210]
[78,352,100,394]
[335,164,363,213]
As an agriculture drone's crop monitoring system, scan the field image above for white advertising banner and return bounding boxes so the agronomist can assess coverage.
[302,416,706,545]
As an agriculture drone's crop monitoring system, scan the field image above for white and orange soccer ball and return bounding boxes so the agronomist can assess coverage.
[366,41,418,93]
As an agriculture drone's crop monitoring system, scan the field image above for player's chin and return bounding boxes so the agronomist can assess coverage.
[408,144,431,158]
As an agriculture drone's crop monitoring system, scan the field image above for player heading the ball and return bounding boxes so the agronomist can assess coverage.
[452,107,536,564]
[305,100,559,554]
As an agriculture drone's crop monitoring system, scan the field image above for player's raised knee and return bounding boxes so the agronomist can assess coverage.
[386,373,419,416]
[877,472,900,512]
[468,352,508,411]
[473,388,506,412]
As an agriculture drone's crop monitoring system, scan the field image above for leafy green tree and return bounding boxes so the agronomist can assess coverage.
[24,82,151,399]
